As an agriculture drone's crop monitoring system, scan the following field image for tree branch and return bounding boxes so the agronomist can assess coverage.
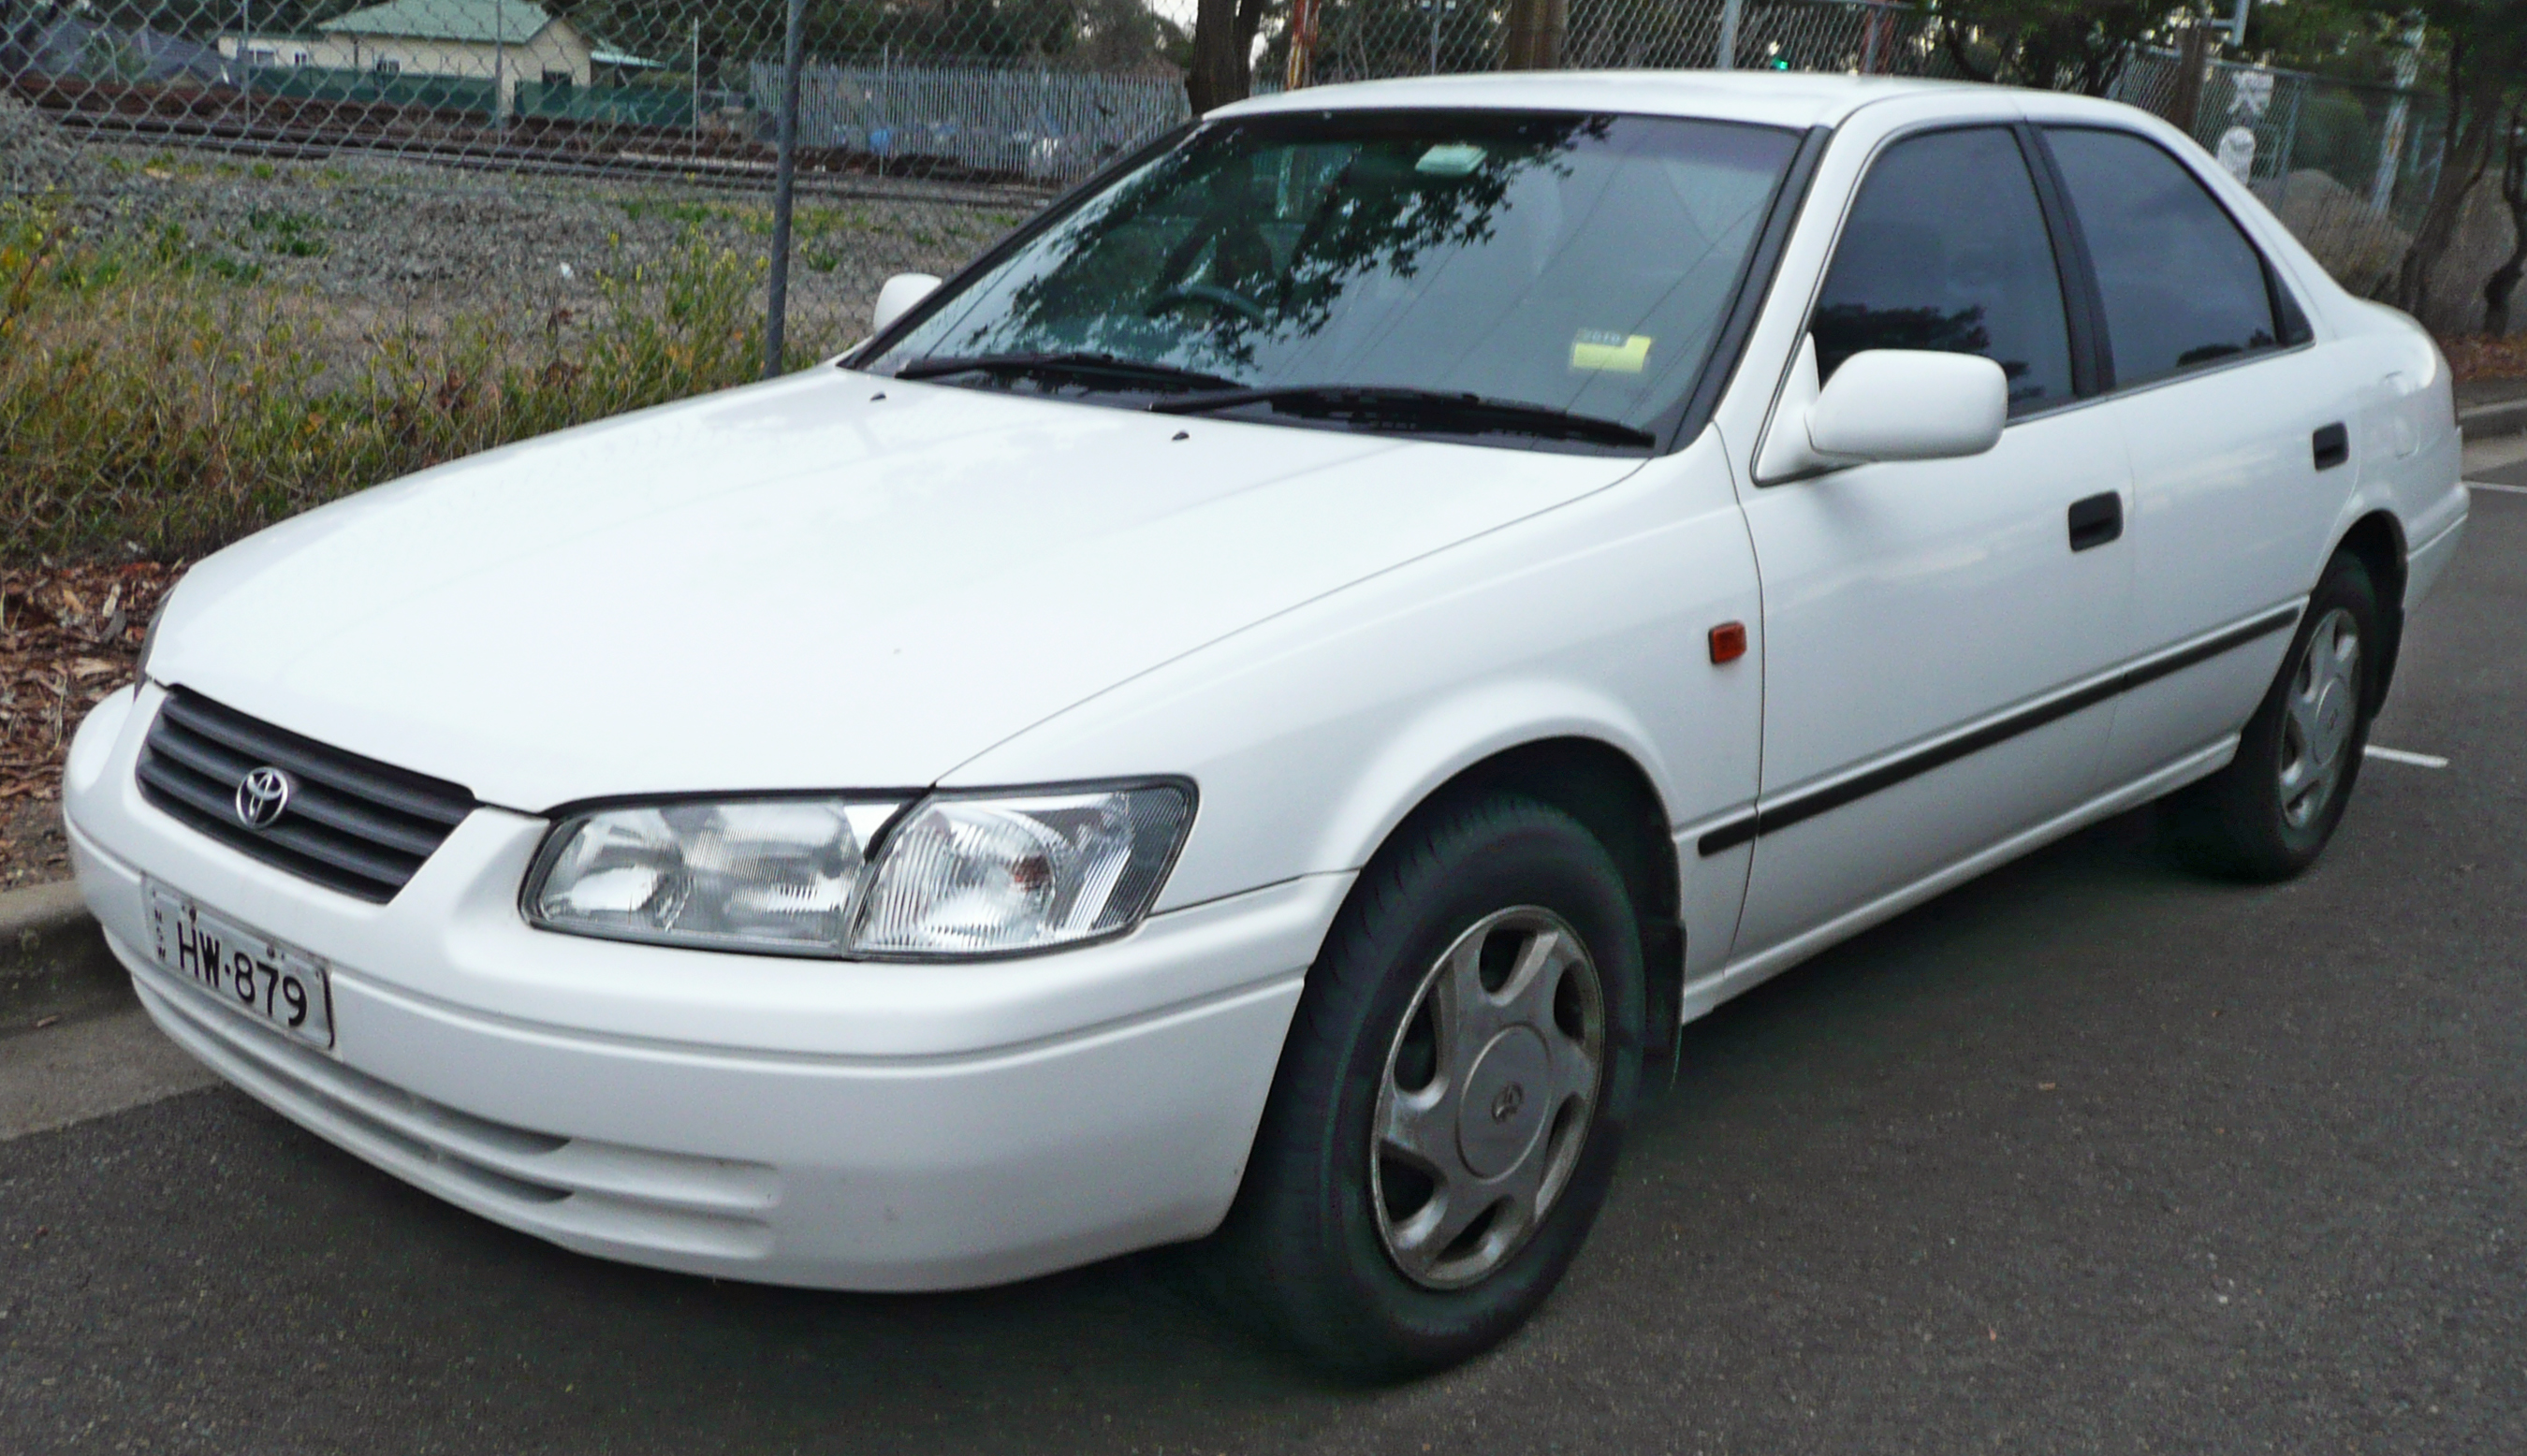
[1939,22,1997,83]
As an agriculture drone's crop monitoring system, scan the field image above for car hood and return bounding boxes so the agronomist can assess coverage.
[153,369,1642,809]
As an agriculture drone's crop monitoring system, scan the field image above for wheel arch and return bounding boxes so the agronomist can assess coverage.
[2332,509,2406,713]
[1348,735,1687,1073]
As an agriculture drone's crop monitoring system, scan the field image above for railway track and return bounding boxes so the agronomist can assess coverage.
[36,107,1058,213]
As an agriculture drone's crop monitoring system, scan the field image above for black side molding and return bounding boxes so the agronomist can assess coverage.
[1696,603,2303,857]
[2067,492,2124,552]
[2313,422,2349,471]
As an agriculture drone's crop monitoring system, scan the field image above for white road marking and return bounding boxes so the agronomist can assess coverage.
[2465,480,2527,496]
[2364,745,2450,769]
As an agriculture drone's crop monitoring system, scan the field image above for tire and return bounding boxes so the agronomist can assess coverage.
[2166,550,2381,881]
[1201,794,1645,1380]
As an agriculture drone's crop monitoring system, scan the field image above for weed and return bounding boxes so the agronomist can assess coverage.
[244,207,328,257]
[200,255,266,284]
[617,197,744,229]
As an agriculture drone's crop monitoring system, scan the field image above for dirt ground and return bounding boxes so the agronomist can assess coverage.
[2447,333,2527,383]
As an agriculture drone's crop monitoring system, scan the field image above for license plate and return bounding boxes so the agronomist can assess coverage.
[146,881,335,1049]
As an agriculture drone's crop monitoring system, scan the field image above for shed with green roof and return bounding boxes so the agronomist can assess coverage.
[307,0,594,111]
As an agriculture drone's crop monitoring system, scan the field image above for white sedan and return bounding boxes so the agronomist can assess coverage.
[66,72,2464,1376]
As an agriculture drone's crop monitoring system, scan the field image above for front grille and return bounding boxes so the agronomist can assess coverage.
[137,689,477,903]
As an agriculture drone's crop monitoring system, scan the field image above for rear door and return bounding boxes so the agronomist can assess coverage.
[2035,125,2354,786]
[1726,124,2134,959]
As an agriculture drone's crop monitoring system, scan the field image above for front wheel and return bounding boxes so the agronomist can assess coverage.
[1200,795,1644,1379]
[2167,551,2380,881]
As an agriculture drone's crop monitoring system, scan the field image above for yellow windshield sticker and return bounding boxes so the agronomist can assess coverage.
[1570,331,1652,373]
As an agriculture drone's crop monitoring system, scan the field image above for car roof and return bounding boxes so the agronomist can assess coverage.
[1213,70,1989,131]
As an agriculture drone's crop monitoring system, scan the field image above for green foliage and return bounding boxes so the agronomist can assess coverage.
[0,205,828,562]
[245,208,329,258]
[1928,0,2173,95]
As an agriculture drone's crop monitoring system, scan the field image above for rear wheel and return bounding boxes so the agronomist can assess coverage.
[2167,551,2380,881]
[1203,794,1644,1379]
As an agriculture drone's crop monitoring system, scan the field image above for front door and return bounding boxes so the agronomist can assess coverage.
[1729,124,2134,959]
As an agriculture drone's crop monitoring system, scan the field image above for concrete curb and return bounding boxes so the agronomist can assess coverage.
[2461,397,2527,440]
[0,880,129,1031]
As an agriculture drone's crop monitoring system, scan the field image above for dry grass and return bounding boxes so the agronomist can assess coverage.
[2,197,841,563]
[0,199,862,883]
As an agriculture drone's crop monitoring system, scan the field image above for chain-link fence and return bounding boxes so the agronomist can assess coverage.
[2111,46,2449,298]
[4,0,1169,561]
[1283,0,1937,85]
[2,0,2453,563]
[3,0,1176,348]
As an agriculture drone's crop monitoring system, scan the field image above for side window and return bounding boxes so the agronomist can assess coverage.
[1811,126,2075,415]
[2044,127,2286,386]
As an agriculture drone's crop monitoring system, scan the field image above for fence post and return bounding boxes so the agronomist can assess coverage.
[764,0,806,381]
[2272,75,2303,182]
[1717,0,1741,69]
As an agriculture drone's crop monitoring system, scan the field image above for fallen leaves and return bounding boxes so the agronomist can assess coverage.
[2442,333,2527,383]
[1,559,181,883]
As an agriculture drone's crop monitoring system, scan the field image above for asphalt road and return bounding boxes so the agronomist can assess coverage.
[6,487,2523,1455]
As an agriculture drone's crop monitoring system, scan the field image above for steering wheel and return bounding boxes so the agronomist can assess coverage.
[1149,283,1269,326]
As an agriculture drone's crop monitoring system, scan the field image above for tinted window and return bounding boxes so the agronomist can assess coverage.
[2045,127,2282,386]
[876,112,1800,435]
[1811,127,2074,415]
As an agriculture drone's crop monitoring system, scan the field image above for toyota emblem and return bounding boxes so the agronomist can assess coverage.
[234,766,293,829]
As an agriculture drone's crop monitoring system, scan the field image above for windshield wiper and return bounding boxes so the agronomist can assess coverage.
[1148,384,1657,450]
[892,351,1241,393]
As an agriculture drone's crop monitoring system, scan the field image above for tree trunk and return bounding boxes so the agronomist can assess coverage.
[2487,112,2526,338]
[2389,32,2520,321]
[2164,24,2210,138]
[1186,0,1269,116]
[1504,0,1569,69]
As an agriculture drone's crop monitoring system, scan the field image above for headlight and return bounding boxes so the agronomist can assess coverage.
[527,797,901,952]
[852,784,1194,958]
[524,781,1193,959]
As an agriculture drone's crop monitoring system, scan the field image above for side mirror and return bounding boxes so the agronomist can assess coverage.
[871,272,942,335]
[1755,337,2009,481]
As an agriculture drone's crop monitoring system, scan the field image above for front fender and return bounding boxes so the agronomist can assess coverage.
[946,435,1764,920]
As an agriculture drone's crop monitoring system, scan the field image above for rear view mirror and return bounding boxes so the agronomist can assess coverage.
[1756,337,2008,481]
[872,273,942,335]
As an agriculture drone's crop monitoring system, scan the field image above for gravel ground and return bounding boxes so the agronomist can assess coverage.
[3,94,1033,351]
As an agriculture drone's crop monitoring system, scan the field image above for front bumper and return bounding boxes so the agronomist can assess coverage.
[67,685,1335,1290]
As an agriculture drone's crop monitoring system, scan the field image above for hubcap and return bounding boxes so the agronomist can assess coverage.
[2279,606,2361,830]
[1371,907,1604,1290]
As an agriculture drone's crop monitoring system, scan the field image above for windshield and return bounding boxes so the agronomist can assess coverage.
[868,109,1802,447]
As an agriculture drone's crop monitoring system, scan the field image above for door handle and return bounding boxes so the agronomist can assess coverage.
[2313,422,2350,471]
[2067,492,2123,552]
